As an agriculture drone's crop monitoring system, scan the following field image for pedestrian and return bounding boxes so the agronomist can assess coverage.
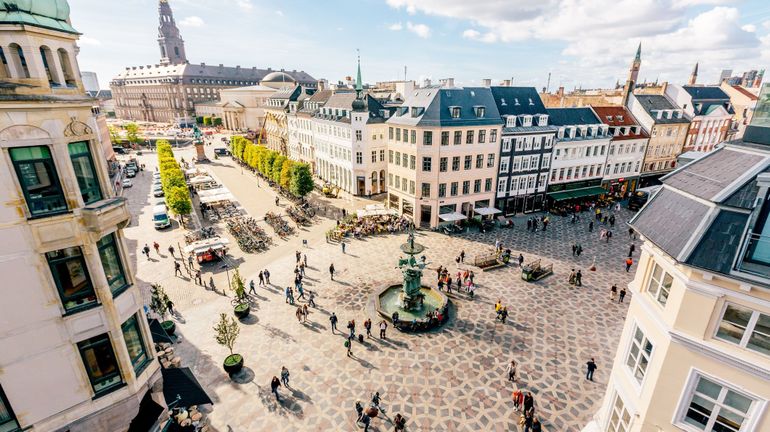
[628,227,636,240]
[174,261,181,277]
[329,312,338,333]
[506,360,517,382]
[296,250,301,263]
[524,412,534,432]
[460,250,465,263]
[308,291,316,307]
[628,244,636,257]
[195,269,202,285]
[355,401,364,422]
[610,284,618,301]
[295,305,303,322]
[625,257,633,272]
[518,254,524,267]
[576,243,583,257]
[588,221,594,232]
[341,241,346,254]
[500,306,509,323]
[619,287,627,303]
[153,241,160,255]
[187,254,194,269]
[532,417,542,432]
[606,230,613,243]
[586,358,597,381]
[280,366,290,387]
[302,304,309,322]
[258,271,264,287]
[285,286,292,304]
[526,218,532,231]
[364,318,372,338]
[495,300,502,314]
[523,392,534,414]
[379,319,387,339]
[275,196,279,206]
[568,269,576,285]
[248,279,256,295]
[609,214,616,227]
[394,413,406,432]
[209,276,215,291]
[575,269,583,287]
[143,244,151,259]
[513,389,523,411]
[303,254,308,267]
[345,338,352,357]
[168,245,175,258]
[572,243,577,256]
[166,298,174,315]
[264,269,271,285]
[297,284,305,300]
[270,376,281,400]
[360,411,370,432]
[329,263,335,280]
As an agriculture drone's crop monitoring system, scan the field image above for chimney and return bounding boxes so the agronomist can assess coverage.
[440,78,455,88]
[481,78,491,87]
[201,62,205,67]
[502,79,512,87]
[236,65,241,70]
[219,64,224,68]
[317,80,326,91]
[557,86,565,98]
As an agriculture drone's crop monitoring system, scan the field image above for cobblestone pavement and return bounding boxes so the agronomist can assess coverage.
[122,143,637,432]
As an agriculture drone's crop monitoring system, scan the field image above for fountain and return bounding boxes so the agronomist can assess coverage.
[374,231,449,332]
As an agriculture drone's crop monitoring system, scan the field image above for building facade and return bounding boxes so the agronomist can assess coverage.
[546,107,612,207]
[385,86,502,227]
[489,86,556,215]
[665,84,734,153]
[592,106,648,196]
[627,93,690,188]
[111,0,314,125]
[264,85,313,155]
[0,3,162,431]
[720,83,758,140]
[582,114,770,432]
[288,89,331,170]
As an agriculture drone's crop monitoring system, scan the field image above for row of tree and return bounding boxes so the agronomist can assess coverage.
[109,122,142,146]
[157,140,193,221]
[229,136,314,198]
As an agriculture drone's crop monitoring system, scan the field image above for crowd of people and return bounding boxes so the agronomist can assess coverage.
[327,214,413,241]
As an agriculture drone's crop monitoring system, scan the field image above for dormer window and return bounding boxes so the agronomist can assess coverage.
[473,106,486,118]
[538,115,548,126]
[411,107,424,117]
[558,128,565,139]
[606,116,613,121]
[506,116,516,128]
[616,115,624,122]
[520,115,532,127]
[450,106,461,118]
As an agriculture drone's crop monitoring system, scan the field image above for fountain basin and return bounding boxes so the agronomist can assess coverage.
[375,284,449,332]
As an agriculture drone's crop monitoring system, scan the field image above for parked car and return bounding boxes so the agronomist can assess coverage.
[126,169,136,178]
[153,205,171,229]
[152,172,161,180]
[214,148,230,156]
[122,179,133,188]
[152,185,164,197]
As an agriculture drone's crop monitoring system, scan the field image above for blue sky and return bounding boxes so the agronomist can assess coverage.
[70,0,770,90]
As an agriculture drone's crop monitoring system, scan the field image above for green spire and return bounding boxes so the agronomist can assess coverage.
[635,42,641,62]
[355,50,363,94]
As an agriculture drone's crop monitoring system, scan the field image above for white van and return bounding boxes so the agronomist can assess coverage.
[152,205,171,229]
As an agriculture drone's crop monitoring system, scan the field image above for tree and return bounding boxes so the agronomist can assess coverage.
[271,155,286,183]
[290,163,315,197]
[232,268,247,303]
[166,186,192,218]
[124,122,141,145]
[280,159,294,189]
[213,117,223,127]
[263,151,277,179]
[214,313,240,356]
[203,116,212,126]
[161,170,186,190]
[108,125,122,145]
[196,116,204,124]
[149,283,170,320]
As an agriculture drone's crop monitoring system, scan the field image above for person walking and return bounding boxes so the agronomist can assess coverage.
[394,413,406,432]
[364,319,372,338]
[575,269,583,287]
[285,286,293,304]
[532,417,542,432]
[296,250,301,263]
[572,243,578,256]
[258,271,265,287]
[187,254,194,269]
[344,338,352,357]
[297,284,305,301]
[168,245,175,258]
[586,358,597,381]
[360,411,370,432]
[195,270,202,286]
[174,261,182,277]
[295,306,304,323]
[302,304,309,322]
[460,250,465,263]
[628,243,636,257]
[355,401,364,423]
[280,366,290,387]
[379,320,388,339]
[329,263,335,280]
[610,284,618,301]
[625,257,633,272]
[249,279,256,295]
[270,376,281,400]
[523,392,534,414]
[588,221,594,232]
[500,306,509,324]
[264,269,271,285]
[506,360,517,382]
[308,291,316,307]
[166,298,174,315]
[341,241,346,254]
[518,254,525,267]
[143,244,151,259]
[347,320,356,340]
[153,241,160,255]
[329,312,338,333]
[619,287,627,303]
[628,227,636,240]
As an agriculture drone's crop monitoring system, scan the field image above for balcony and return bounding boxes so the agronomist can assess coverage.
[81,197,131,233]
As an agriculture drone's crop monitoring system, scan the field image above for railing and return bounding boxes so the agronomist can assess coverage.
[737,232,770,278]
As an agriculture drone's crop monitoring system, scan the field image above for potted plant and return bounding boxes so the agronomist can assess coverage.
[231,269,250,319]
[150,283,175,335]
[214,313,242,374]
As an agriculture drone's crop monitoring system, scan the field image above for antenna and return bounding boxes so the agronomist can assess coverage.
[404,65,407,82]
[546,72,551,93]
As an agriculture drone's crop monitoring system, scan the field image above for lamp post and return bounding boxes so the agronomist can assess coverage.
[220,263,231,295]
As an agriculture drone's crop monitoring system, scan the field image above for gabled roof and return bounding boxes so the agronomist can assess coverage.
[489,87,547,116]
[731,85,759,101]
[683,85,730,101]
[324,91,357,109]
[592,106,648,140]
[387,87,502,127]
[633,94,690,124]
[546,107,601,126]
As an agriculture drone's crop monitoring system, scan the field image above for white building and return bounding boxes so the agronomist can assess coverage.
[593,106,649,196]
[546,108,611,206]
[665,84,734,153]
[287,89,332,171]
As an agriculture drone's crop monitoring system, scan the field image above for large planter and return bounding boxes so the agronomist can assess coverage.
[161,320,176,335]
[233,303,250,319]
[223,353,244,374]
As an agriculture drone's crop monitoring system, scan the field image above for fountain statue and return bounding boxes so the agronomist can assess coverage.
[397,254,425,310]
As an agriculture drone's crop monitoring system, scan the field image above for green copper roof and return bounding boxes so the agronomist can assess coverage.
[0,0,78,34]
[355,54,363,92]
[635,42,641,61]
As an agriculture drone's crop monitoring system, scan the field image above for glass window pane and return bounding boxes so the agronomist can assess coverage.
[0,385,20,432]
[46,247,97,312]
[724,390,752,413]
[68,142,102,205]
[77,334,122,394]
[716,305,751,344]
[696,377,722,399]
[10,146,67,217]
[748,314,770,356]
[121,315,149,373]
[97,235,128,295]
[713,410,744,432]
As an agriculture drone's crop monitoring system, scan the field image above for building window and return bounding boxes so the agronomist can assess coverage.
[465,156,472,170]
[421,183,430,198]
[484,178,492,192]
[478,130,486,143]
[424,131,433,145]
[440,157,448,172]
[440,131,449,146]
[452,156,460,171]
[395,152,401,166]
[476,155,483,169]
[462,181,470,195]
[409,155,415,170]
[450,182,458,196]
[681,374,755,431]
[716,304,770,356]
[411,130,416,144]
[606,394,631,432]
[356,130,362,141]
[389,127,393,140]
[473,179,481,193]
[122,314,150,375]
[466,130,474,144]
[10,146,68,217]
[497,178,507,193]
[98,234,129,296]
[396,128,401,141]
[356,152,363,164]
[380,150,385,162]
[647,263,672,307]
[68,141,103,205]
[372,151,377,163]
[0,384,20,432]
[402,128,409,143]
[46,246,97,313]
[438,183,446,198]
[389,150,393,163]
[487,153,495,168]
[422,157,432,172]
[77,334,123,396]
[453,131,462,145]
[626,326,653,383]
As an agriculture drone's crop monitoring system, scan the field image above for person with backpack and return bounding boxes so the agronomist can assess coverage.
[344,338,352,357]
[364,319,372,338]
[329,312,338,333]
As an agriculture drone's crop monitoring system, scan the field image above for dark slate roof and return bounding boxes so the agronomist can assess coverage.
[687,210,749,274]
[546,107,601,126]
[662,147,766,201]
[489,87,547,116]
[386,86,502,127]
[683,86,730,101]
[723,176,761,209]
[633,94,690,124]
[324,92,357,109]
[630,187,710,259]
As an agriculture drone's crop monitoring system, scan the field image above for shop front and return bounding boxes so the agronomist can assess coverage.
[601,176,638,200]
[546,179,607,214]
[495,192,545,216]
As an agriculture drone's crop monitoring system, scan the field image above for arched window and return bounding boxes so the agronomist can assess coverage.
[174,46,180,57]
[39,46,59,85]
[9,43,30,78]
[57,48,76,86]
[0,47,10,78]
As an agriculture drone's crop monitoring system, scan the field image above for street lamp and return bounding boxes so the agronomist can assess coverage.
[219,263,231,295]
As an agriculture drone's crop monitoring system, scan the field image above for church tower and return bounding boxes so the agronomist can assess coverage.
[688,62,699,85]
[622,43,641,106]
[158,0,187,65]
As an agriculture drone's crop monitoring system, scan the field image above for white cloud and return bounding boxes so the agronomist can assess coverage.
[236,0,253,11]
[275,10,284,16]
[179,16,205,27]
[462,29,497,43]
[406,21,431,38]
[79,36,101,46]
[389,22,403,31]
[742,24,756,33]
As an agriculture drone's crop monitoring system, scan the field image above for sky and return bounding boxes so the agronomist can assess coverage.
[70,0,770,91]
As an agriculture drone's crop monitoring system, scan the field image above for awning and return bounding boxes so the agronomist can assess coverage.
[567,186,607,199]
[161,367,213,408]
[197,187,228,198]
[189,176,215,184]
[183,237,230,254]
[439,212,467,222]
[549,191,573,201]
[128,391,165,432]
[148,319,174,344]
[474,207,501,216]
[199,192,235,204]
